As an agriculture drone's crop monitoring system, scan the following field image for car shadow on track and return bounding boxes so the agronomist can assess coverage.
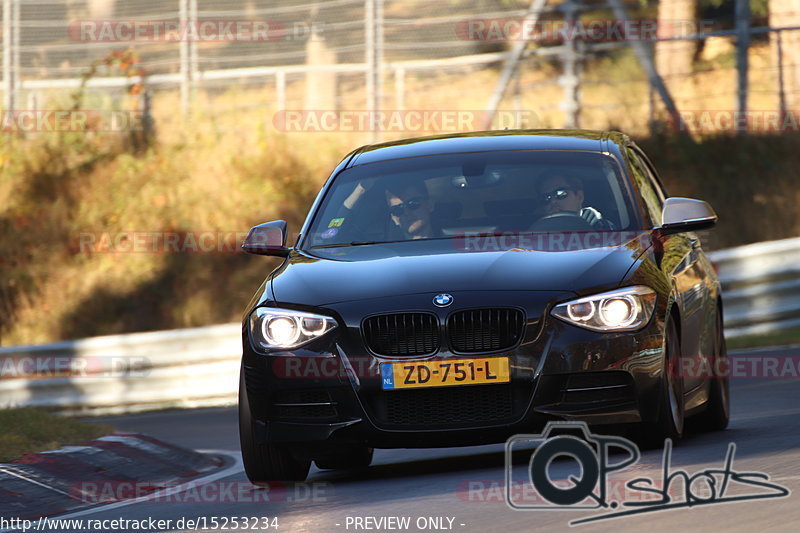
[309,421,786,487]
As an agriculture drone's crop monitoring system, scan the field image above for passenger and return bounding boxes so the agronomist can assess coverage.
[326,180,439,242]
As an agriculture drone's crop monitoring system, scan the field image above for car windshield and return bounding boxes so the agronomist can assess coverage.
[303,150,639,250]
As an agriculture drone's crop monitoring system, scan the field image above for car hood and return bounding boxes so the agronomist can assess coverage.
[268,236,649,306]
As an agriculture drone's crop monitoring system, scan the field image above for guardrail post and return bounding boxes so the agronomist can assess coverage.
[777,30,787,120]
[483,0,548,129]
[2,0,17,114]
[558,0,582,128]
[276,70,286,111]
[26,89,37,112]
[189,0,198,88]
[179,0,197,118]
[608,0,688,137]
[142,89,154,144]
[365,0,383,141]
[735,0,750,133]
[394,67,405,111]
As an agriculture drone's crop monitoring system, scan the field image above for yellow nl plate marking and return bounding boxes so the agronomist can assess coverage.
[380,357,510,390]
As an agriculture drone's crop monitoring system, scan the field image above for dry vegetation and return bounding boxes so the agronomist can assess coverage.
[1,42,799,345]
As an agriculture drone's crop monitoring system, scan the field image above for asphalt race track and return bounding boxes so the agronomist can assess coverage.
[48,345,800,533]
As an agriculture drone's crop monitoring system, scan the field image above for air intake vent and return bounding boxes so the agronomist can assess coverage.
[362,313,439,356]
[448,308,524,352]
[271,389,337,420]
[379,385,514,426]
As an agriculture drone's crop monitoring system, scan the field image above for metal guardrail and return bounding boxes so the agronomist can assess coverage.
[0,237,797,414]
[708,236,800,339]
[0,324,242,415]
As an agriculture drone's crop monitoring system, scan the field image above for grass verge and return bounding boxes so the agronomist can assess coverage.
[0,408,114,463]
[727,326,800,352]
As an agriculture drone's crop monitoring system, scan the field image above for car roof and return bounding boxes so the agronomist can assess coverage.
[346,129,630,167]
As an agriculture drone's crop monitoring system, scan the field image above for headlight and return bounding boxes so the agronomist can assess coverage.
[552,286,656,332]
[249,307,337,350]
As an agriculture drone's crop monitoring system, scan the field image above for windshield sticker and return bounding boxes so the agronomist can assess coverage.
[328,217,345,228]
[320,228,339,239]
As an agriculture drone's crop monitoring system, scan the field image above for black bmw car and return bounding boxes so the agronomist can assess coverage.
[238,130,729,483]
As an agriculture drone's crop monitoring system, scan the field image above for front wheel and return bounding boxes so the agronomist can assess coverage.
[239,366,311,484]
[638,319,684,449]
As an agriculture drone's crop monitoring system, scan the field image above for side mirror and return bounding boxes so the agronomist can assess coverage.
[242,220,290,257]
[659,197,717,234]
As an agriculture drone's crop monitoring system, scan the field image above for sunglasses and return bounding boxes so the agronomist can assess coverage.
[389,197,426,217]
[541,188,573,204]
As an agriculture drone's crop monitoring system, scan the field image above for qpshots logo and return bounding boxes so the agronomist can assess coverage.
[505,422,789,526]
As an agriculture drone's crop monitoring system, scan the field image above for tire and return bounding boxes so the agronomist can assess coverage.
[639,319,684,449]
[239,366,311,484]
[695,306,730,431]
[315,447,374,470]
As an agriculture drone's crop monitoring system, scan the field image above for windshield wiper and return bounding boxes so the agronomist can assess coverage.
[310,240,390,249]
[309,236,455,249]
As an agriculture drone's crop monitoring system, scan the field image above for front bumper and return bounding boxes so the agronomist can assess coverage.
[241,291,667,450]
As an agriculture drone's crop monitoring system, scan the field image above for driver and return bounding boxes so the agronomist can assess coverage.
[537,174,615,230]
[384,181,438,239]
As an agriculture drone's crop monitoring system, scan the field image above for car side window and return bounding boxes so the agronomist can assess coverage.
[626,148,663,227]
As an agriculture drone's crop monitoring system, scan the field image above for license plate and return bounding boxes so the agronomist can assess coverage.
[380,357,510,390]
